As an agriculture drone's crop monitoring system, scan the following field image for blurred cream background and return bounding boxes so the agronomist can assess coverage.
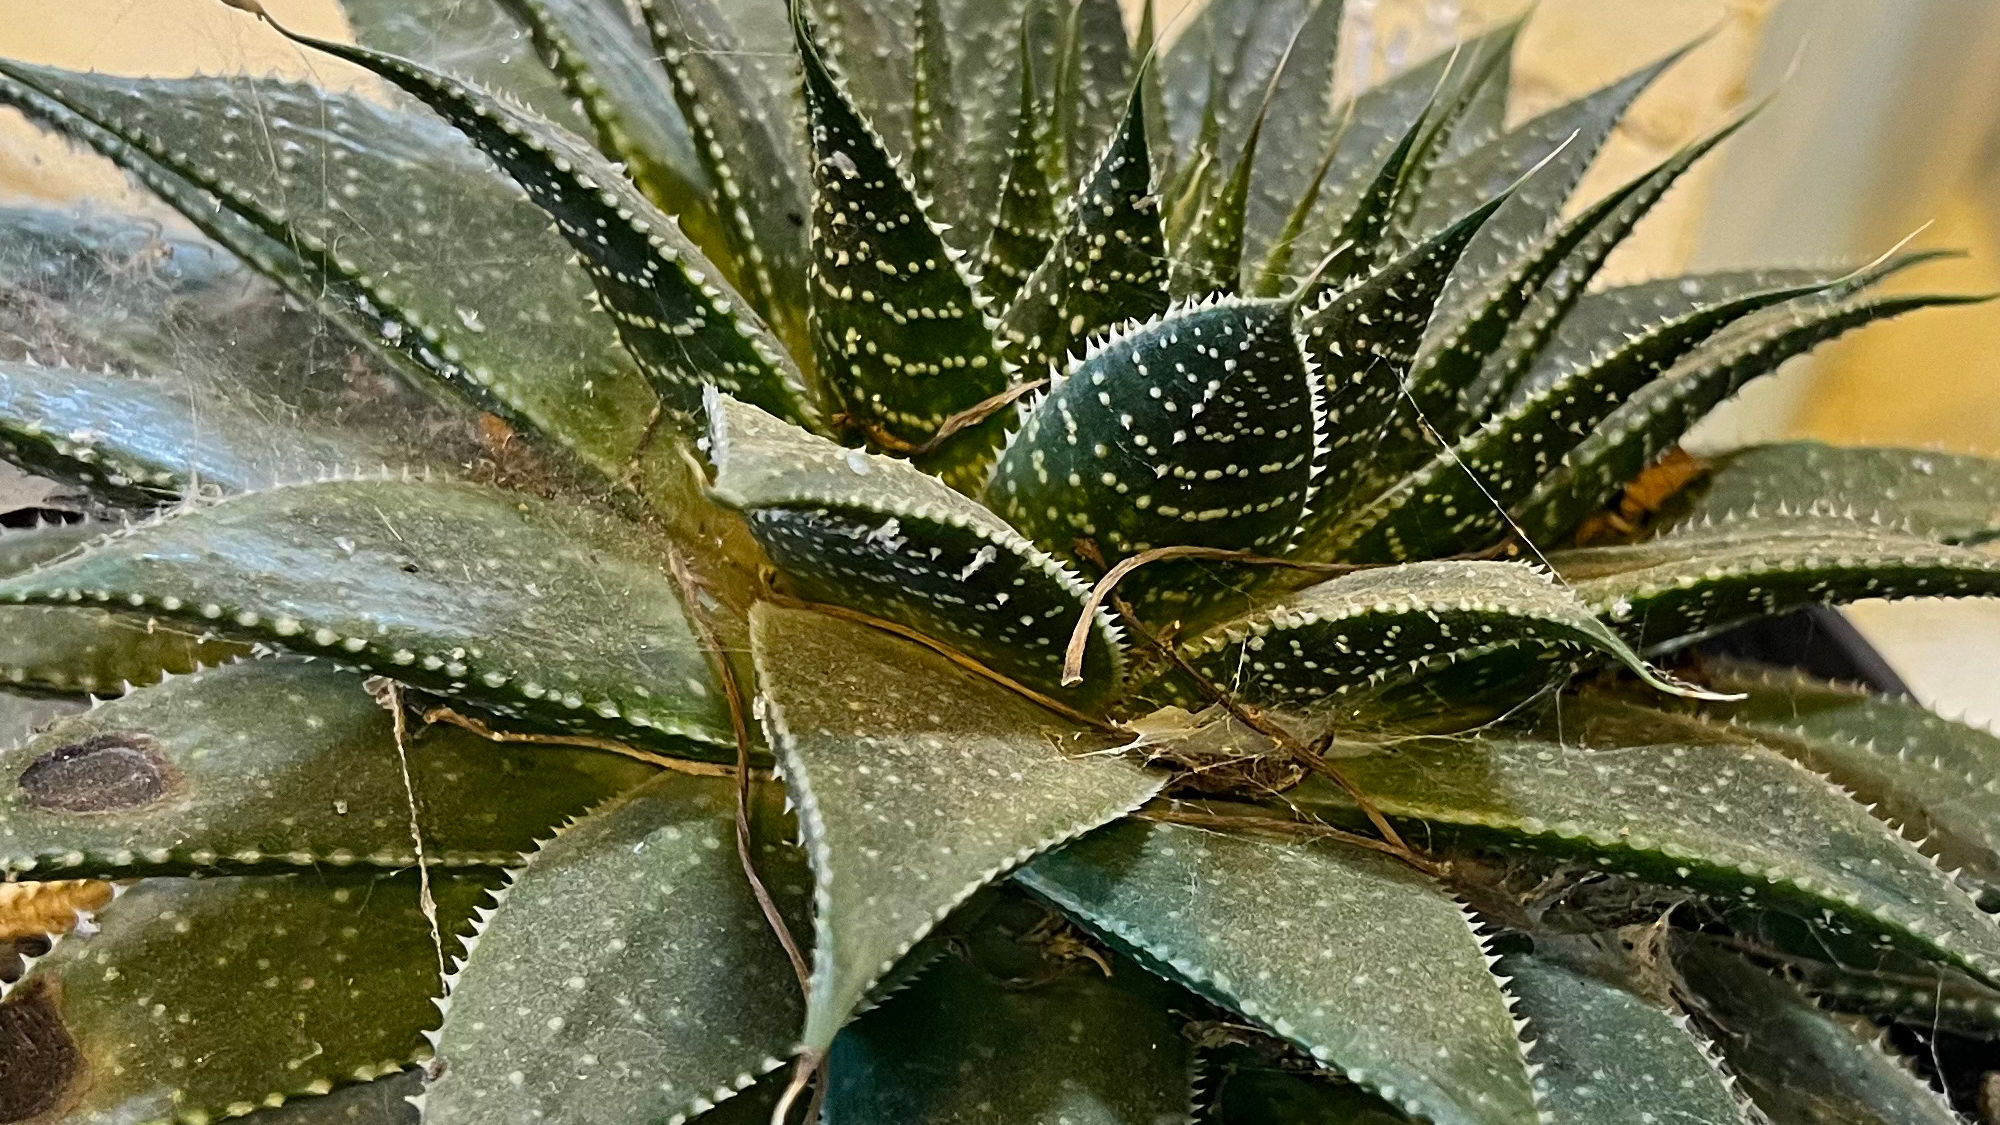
[0,0,1993,719]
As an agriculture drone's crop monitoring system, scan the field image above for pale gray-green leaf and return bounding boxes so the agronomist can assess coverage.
[0,478,732,749]
[424,773,808,1125]
[1021,820,1540,1125]
[0,659,653,878]
[751,603,1163,1052]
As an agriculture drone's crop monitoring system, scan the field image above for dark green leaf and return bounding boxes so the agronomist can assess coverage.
[1662,441,2000,545]
[933,0,1041,248]
[911,0,954,201]
[803,0,917,162]
[707,394,1126,699]
[1203,1054,1418,1124]
[1676,941,1964,1125]
[1514,293,1985,545]
[1297,729,2000,989]
[792,1,1012,483]
[0,478,733,750]
[1021,820,1540,1125]
[751,603,1162,1051]
[1503,955,1748,1125]
[1555,520,2000,651]
[1289,192,1512,547]
[1,870,488,1125]
[1285,28,1515,285]
[1168,89,1263,299]
[1000,77,1171,378]
[1420,48,1685,314]
[1519,268,1858,400]
[0,359,402,502]
[0,659,652,878]
[0,605,239,698]
[1051,0,1137,187]
[638,0,812,357]
[1420,115,1755,446]
[0,64,668,479]
[231,1069,422,1124]
[986,298,1322,600]
[423,773,807,1125]
[1298,112,1425,302]
[980,29,1061,306]
[338,0,590,134]
[495,0,721,251]
[1177,559,1703,708]
[825,945,1194,1125]
[1696,662,2000,895]
[1329,275,1832,562]
[267,26,814,429]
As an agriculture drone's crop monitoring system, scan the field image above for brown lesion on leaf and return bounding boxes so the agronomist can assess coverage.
[1571,446,1710,546]
[0,978,85,1123]
[17,732,177,815]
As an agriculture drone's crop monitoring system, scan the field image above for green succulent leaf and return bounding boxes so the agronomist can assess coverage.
[750,602,1163,1052]
[1281,30,1507,283]
[825,943,1195,1125]
[1176,559,1699,707]
[1049,0,1137,188]
[0,870,489,1125]
[707,393,1126,698]
[1734,936,2000,1039]
[1168,97,1262,298]
[0,516,246,696]
[494,0,720,251]
[337,0,591,134]
[1661,441,2000,545]
[1514,290,1986,545]
[423,773,808,1125]
[0,659,653,878]
[1160,0,1332,176]
[1433,116,1756,446]
[1516,266,1874,400]
[270,25,814,430]
[1676,941,1965,1125]
[1230,0,1354,272]
[227,1069,422,1125]
[1299,728,2000,989]
[639,0,813,354]
[1555,520,2000,651]
[981,29,1062,306]
[0,478,734,749]
[1299,112,1427,302]
[1502,955,1748,1125]
[1202,1050,1417,1124]
[1694,662,2000,896]
[1420,49,1684,313]
[0,604,240,698]
[790,0,1014,482]
[0,359,402,502]
[1290,191,1513,540]
[986,298,1323,585]
[0,204,352,397]
[1021,819,1540,1125]
[0,64,669,479]
[1330,276,1833,562]
[1000,77,1171,381]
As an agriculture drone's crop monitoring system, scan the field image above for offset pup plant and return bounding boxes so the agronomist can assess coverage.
[1,0,1999,1121]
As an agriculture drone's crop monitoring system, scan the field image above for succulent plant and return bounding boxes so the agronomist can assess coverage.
[2,0,1999,1122]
